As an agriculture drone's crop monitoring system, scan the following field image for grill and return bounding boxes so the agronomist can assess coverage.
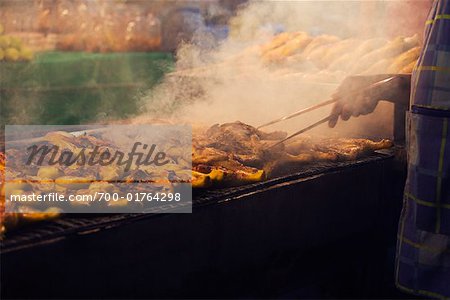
[1,148,406,298]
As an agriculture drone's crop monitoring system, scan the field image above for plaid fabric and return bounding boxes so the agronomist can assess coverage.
[396,1,450,299]
[411,0,450,110]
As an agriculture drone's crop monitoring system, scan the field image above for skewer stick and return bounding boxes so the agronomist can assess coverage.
[269,115,333,148]
[257,98,337,129]
[258,75,397,130]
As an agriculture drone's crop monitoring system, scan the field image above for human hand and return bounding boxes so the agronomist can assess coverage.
[328,74,410,128]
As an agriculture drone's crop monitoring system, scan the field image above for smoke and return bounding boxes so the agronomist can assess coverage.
[140,0,425,139]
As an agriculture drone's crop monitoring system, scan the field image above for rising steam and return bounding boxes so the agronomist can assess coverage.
[140,0,425,139]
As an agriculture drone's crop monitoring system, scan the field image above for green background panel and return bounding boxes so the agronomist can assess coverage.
[0,51,174,125]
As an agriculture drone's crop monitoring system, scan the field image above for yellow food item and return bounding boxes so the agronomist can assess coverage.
[209,169,225,182]
[1,207,61,235]
[55,176,93,189]
[280,34,312,55]
[20,47,34,61]
[99,166,121,181]
[107,199,128,207]
[5,181,30,194]
[9,36,22,50]
[198,167,265,187]
[356,38,388,56]
[0,23,4,34]
[0,35,11,49]
[302,35,340,58]
[320,39,360,67]
[0,35,32,62]
[4,47,20,61]
[88,181,115,193]
[37,166,61,179]
[362,58,395,75]
[191,172,211,188]
[399,60,416,73]
[21,207,61,222]
[1,213,19,235]
[162,163,184,172]
[351,36,418,74]
[31,181,55,193]
[235,169,265,183]
[262,33,312,63]
[326,38,387,72]
[387,46,421,73]
[260,32,293,54]
[306,44,333,67]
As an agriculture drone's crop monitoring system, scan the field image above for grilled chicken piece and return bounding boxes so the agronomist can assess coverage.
[267,138,392,177]
[192,146,230,165]
[43,131,114,151]
[205,121,286,148]
[192,122,287,183]
[315,138,393,160]
[198,121,286,167]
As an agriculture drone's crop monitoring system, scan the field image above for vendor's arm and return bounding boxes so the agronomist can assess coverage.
[328,74,411,128]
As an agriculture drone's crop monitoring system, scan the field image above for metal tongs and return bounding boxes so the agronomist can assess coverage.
[260,76,398,148]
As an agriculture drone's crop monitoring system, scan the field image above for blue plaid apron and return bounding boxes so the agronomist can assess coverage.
[396,0,450,299]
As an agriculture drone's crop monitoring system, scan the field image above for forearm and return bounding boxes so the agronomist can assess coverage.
[366,74,411,105]
[380,74,411,105]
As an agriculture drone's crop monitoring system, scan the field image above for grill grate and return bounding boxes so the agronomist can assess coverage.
[1,151,394,253]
